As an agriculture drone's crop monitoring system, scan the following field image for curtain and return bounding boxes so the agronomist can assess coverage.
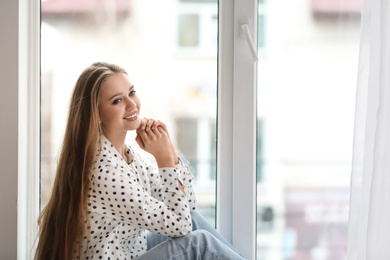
[348,0,390,258]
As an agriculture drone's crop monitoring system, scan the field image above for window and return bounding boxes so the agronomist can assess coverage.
[40,0,218,225]
[178,14,200,47]
[256,0,360,258]
[258,0,267,54]
[16,0,359,259]
[176,0,217,56]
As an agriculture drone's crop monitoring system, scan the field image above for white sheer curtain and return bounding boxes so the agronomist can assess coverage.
[348,0,390,258]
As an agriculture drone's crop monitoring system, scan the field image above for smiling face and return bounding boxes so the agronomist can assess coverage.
[98,73,141,139]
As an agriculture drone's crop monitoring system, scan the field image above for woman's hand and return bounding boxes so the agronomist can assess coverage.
[136,118,186,194]
[136,118,178,167]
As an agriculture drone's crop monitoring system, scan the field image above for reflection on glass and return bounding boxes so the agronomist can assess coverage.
[40,0,218,225]
[256,0,360,258]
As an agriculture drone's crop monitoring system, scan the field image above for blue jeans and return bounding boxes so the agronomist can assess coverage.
[135,211,246,260]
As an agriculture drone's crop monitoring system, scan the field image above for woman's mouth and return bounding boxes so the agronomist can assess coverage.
[123,113,138,121]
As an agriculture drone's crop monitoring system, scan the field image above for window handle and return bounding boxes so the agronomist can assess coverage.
[240,24,259,61]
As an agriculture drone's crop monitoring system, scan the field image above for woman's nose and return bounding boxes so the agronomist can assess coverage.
[125,98,136,110]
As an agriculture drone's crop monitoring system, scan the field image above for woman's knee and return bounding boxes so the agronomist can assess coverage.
[190,210,214,231]
[184,230,244,259]
[188,229,216,245]
[191,229,210,236]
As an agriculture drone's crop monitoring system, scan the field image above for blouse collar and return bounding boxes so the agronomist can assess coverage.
[99,134,134,164]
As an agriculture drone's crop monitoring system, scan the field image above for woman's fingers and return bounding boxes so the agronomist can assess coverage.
[137,118,147,131]
[145,119,155,131]
[137,118,169,134]
[144,119,168,132]
[152,120,167,133]
[136,119,175,167]
[137,127,162,145]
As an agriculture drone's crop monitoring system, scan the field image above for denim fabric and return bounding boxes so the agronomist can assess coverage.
[136,211,246,260]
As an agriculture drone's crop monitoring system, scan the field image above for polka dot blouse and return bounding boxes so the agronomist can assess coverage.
[75,135,197,259]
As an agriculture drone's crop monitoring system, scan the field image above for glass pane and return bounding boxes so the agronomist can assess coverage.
[256,0,360,258]
[41,0,218,226]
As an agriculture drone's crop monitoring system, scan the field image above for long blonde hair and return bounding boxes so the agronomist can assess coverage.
[35,62,126,260]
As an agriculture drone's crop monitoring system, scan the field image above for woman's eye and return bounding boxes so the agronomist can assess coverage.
[113,98,121,104]
[129,90,136,96]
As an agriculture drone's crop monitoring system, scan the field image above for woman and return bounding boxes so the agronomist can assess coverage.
[35,62,245,259]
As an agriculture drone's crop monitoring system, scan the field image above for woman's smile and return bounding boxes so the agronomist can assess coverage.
[123,112,138,121]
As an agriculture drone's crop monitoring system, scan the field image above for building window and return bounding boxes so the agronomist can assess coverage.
[176,0,217,56]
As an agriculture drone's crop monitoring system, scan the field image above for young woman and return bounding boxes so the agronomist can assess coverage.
[35,62,245,260]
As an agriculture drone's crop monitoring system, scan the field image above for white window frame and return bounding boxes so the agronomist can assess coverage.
[217,1,257,259]
[18,0,41,259]
[15,0,258,259]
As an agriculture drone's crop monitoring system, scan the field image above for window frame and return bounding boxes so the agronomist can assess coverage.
[19,0,259,259]
[18,0,41,259]
[217,0,257,259]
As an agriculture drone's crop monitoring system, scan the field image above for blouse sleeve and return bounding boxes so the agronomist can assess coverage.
[89,160,193,238]
[174,157,197,211]
[135,151,197,212]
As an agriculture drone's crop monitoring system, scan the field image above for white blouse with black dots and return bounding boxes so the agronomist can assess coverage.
[76,135,197,259]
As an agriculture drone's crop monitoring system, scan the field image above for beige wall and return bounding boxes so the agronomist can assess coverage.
[0,0,18,258]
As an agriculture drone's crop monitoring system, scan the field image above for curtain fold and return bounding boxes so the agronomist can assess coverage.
[348,0,390,258]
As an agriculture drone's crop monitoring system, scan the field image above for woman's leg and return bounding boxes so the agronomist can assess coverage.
[190,210,243,256]
[139,229,246,260]
[147,210,209,250]
[147,210,244,257]
[146,230,170,250]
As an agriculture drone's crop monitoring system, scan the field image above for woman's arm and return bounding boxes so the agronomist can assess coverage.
[136,118,197,210]
[136,118,186,194]
[90,155,193,237]
[135,150,197,212]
